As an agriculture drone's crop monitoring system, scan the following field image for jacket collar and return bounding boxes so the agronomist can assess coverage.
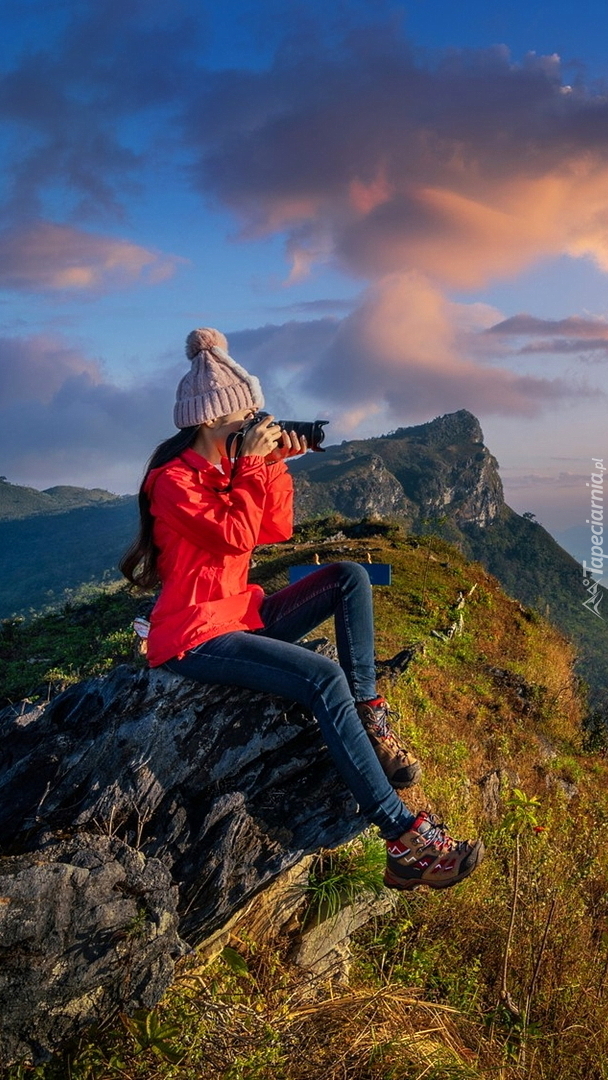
[144,448,229,496]
[180,447,229,474]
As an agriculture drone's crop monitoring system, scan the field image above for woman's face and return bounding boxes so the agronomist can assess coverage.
[208,408,256,456]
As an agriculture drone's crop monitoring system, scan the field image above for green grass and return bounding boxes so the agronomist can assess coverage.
[304,832,387,925]
[0,583,152,706]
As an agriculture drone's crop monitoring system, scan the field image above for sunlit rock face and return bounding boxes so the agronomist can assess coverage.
[0,651,364,1065]
[293,452,417,524]
[291,409,504,530]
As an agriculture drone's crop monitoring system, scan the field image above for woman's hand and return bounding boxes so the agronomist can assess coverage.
[240,414,281,458]
[265,428,308,462]
[241,415,307,461]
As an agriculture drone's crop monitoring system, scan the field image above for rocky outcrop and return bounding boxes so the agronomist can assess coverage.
[291,409,504,530]
[363,410,504,528]
[0,655,366,1065]
[293,452,415,525]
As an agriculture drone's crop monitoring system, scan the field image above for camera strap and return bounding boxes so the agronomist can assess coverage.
[211,428,249,492]
[224,428,245,463]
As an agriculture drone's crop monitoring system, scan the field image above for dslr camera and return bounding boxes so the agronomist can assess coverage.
[227,411,328,459]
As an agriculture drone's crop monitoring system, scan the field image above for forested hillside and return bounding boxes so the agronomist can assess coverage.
[0,497,137,616]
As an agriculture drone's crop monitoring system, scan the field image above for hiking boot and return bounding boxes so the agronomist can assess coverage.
[385,811,485,891]
[356,697,422,789]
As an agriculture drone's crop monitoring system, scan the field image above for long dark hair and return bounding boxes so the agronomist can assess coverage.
[120,427,199,588]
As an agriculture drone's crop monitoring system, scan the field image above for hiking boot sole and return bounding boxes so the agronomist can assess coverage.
[390,760,423,790]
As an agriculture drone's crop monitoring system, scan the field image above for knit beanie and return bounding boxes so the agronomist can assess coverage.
[174,328,264,428]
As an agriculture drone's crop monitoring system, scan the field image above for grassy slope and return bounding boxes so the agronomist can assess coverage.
[3,521,608,1079]
[463,506,608,715]
[0,581,147,706]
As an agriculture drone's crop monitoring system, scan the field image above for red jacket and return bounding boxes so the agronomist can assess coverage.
[144,448,294,667]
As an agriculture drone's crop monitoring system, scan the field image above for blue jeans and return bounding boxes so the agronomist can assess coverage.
[164,561,415,839]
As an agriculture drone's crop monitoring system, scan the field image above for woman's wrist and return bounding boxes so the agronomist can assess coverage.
[237,453,267,464]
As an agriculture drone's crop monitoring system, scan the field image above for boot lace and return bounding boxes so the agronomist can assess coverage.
[367,698,394,738]
[418,812,458,853]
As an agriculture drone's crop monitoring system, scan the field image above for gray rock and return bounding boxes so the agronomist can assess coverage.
[294,889,396,983]
[478,769,503,822]
[293,453,415,525]
[0,835,181,1065]
[0,659,364,1064]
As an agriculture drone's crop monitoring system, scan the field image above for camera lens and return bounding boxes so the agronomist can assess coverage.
[279,420,328,451]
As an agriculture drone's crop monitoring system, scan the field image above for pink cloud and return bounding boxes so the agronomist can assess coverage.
[487,314,608,337]
[485,313,608,359]
[0,222,181,293]
[188,37,608,288]
[310,274,590,417]
[232,275,597,422]
[518,339,608,358]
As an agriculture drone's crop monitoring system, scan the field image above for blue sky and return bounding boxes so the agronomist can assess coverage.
[1,0,607,539]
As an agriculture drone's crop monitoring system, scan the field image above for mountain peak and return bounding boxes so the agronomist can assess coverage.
[291,409,501,531]
[382,409,484,447]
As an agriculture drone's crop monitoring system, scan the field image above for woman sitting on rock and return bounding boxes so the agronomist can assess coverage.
[120,328,484,891]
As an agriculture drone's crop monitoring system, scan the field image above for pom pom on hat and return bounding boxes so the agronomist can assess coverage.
[186,327,228,359]
[174,326,264,428]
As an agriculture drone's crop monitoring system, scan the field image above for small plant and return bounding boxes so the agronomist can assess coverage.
[61,1042,127,1080]
[305,832,386,924]
[501,788,542,836]
[124,906,149,940]
[121,1008,183,1064]
[223,1026,288,1080]
[221,944,252,979]
[495,788,552,1068]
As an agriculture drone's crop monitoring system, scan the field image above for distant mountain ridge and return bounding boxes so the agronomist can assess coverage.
[1,410,606,712]
[0,498,138,616]
[0,479,122,521]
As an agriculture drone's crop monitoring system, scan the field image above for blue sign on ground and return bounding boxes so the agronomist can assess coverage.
[289,563,392,586]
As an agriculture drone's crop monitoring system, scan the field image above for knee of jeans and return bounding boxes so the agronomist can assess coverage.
[309,654,351,707]
[333,560,371,591]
